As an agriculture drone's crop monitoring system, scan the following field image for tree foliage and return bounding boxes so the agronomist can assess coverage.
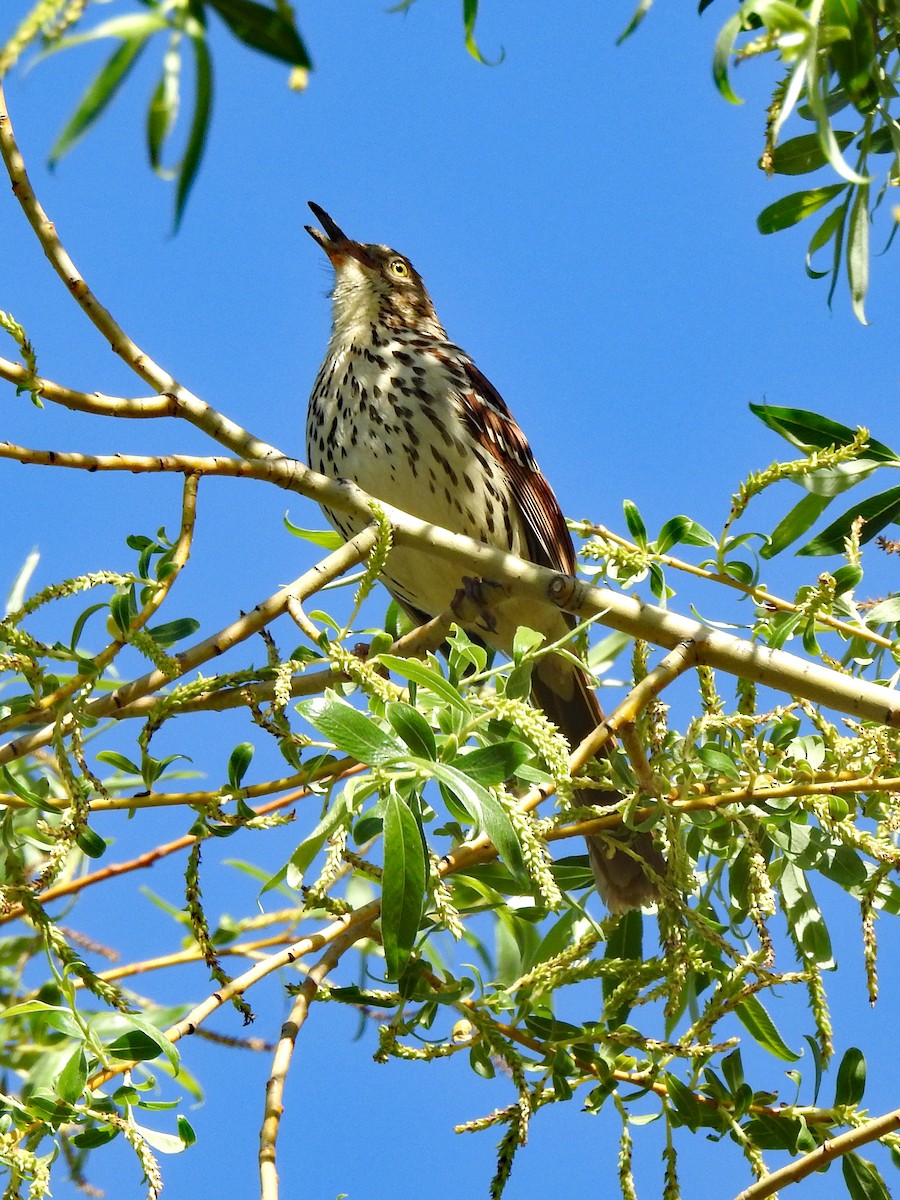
[2,4,900,1200]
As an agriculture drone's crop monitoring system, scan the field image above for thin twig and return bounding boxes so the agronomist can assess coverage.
[258,923,363,1200]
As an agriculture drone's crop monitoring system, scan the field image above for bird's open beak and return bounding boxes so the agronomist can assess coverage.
[305,202,367,267]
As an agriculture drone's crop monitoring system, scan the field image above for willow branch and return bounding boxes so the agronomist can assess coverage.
[0,526,379,764]
[5,435,899,738]
[0,357,177,417]
[0,80,283,465]
[733,1107,900,1200]
[3,473,199,736]
[258,923,362,1200]
[574,519,892,652]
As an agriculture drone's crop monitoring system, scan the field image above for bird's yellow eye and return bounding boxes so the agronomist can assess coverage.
[389,258,409,278]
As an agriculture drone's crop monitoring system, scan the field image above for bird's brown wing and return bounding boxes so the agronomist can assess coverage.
[457,361,577,580]
[456,360,664,913]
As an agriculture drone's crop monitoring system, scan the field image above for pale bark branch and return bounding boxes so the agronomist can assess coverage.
[733,1107,900,1200]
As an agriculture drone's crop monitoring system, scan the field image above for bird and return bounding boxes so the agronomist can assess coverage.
[304,202,665,912]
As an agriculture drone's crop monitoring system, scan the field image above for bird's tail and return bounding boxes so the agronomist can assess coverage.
[531,659,665,914]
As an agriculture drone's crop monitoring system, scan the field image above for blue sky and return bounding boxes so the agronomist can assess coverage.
[3,2,900,1197]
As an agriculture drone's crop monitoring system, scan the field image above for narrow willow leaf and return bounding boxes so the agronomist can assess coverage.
[173,32,213,231]
[381,790,426,980]
[803,1034,824,1104]
[779,863,835,968]
[95,751,142,776]
[846,181,870,324]
[425,761,526,883]
[757,185,847,234]
[712,9,746,105]
[57,1048,88,1104]
[207,0,311,66]
[462,0,503,64]
[285,790,349,887]
[842,1153,891,1200]
[283,513,345,549]
[146,617,200,647]
[665,1074,702,1130]
[49,37,149,166]
[697,745,741,781]
[454,741,530,787]
[623,499,647,547]
[617,0,654,45]
[147,41,181,174]
[834,1046,866,1107]
[76,827,107,859]
[762,492,833,558]
[863,596,900,625]
[771,131,854,175]
[297,692,406,765]
[806,203,845,279]
[603,908,642,1025]
[377,654,471,711]
[385,701,436,761]
[227,742,254,789]
[749,402,898,461]
[0,765,51,809]
[799,486,900,555]
[105,1018,179,1068]
[735,995,800,1061]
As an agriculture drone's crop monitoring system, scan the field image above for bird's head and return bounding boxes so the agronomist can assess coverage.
[306,202,446,341]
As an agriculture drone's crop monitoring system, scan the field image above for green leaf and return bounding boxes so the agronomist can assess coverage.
[146,44,180,174]
[105,1018,178,1068]
[462,0,503,64]
[799,487,900,555]
[834,1046,866,1107]
[173,31,214,231]
[425,761,527,884]
[207,0,311,67]
[377,654,471,711]
[749,403,898,462]
[712,8,746,105]
[385,701,436,761]
[757,185,847,234]
[863,596,900,625]
[76,827,107,859]
[771,131,855,175]
[381,790,426,980]
[227,742,254,789]
[842,1153,891,1200]
[297,692,406,765]
[623,499,647,547]
[49,37,150,167]
[803,1034,824,1104]
[735,995,800,1061]
[96,751,142,776]
[512,625,544,661]
[285,790,350,887]
[0,765,52,810]
[846,181,870,324]
[779,863,835,968]
[762,491,832,558]
[146,617,200,647]
[56,1047,88,1104]
[283,513,344,549]
[454,741,531,787]
[665,1074,702,1130]
[697,745,741,782]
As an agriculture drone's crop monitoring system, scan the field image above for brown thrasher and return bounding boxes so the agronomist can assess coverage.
[305,202,664,912]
